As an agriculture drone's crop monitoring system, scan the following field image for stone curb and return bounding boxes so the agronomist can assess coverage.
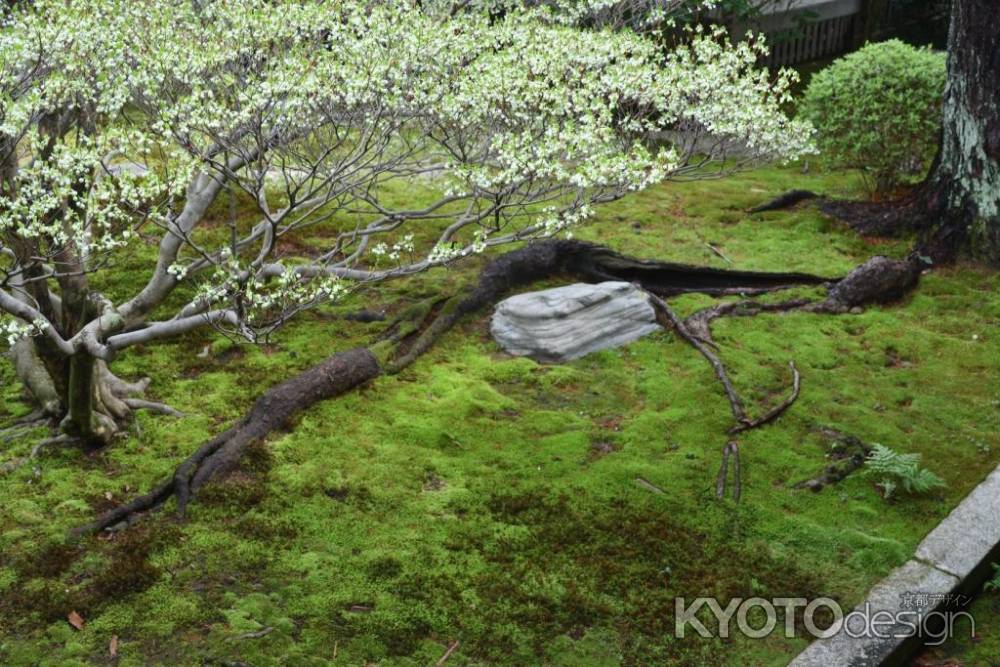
[789,464,1000,666]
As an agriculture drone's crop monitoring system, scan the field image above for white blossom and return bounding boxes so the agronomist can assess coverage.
[0,0,812,346]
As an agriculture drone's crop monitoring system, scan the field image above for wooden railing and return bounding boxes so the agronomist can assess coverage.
[747,0,864,67]
[764,12,859,67]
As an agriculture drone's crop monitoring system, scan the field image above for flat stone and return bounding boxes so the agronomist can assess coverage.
[790,559,960,667]
[490,281,659,362]
[106,161,149,178]
[914,466,1000,580]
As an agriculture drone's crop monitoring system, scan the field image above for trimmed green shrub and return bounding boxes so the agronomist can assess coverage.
[800,39,946,196]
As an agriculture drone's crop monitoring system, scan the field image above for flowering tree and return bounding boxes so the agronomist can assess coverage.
[0,0,811,444]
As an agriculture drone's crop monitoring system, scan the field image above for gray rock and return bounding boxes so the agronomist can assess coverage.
[105,161,149,178]
[490,281,659,362]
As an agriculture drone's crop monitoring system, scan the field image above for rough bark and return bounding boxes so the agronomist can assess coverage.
[825,255,923,307]
[72,348,380,535]
[557,242,834,297]
[922,0,1000,263]
[184,348,381,504]
[386,240,834,372]
[820,0,1000,264]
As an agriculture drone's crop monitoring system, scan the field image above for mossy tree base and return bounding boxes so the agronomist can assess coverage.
[9,340,172,448]
[816,0,1000,266]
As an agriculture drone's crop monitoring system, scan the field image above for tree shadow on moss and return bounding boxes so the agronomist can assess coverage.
[380,490,832,665]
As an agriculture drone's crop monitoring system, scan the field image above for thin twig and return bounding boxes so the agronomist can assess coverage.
[635,477,666,495]
[705,242,733,264]
[1,434,71,474]
[1,425,38,444]
[1,410,46,428]
[436,640,460,666]
[233,626,273,640]
[0,456,28,474]
[715,441,741,501]
[0,412,50,443]
[715,443,731,499]
[730,442,741,502]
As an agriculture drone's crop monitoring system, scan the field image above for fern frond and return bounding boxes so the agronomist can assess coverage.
[864,444,944,497]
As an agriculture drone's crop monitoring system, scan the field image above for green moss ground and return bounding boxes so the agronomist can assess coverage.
[1,162,999,665]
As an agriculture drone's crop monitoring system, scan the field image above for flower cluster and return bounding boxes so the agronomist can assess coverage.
[0,0,812,345]
[0,316,48,347]
[370,235,416,264]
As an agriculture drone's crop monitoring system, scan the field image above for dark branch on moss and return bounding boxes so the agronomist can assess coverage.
[73,240,921,534]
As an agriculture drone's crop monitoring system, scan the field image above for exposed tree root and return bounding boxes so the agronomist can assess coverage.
[819,198,912,237]
[643,290,750,425]
[747,186,927,240]
[793,427,873,492]
[0,410,51,444]
[72,240,920,535]
[122,399,185,417]
[729,362,801,435]
[814,181,995,267]
[715,441,741,501]
[73,347,379,535]
[645,290,803,499]
[648,291,809,434]
[753,181,987,267]
[9,338,179,448]
[748,189,821,214]
[682,298,815,345]
[644,253,921,499]
[562,241,834,297]
[748,187,955,260]
[825,255,923,307]
[1,446,42,475]
[74,478,175,533]
[1,434,74,475]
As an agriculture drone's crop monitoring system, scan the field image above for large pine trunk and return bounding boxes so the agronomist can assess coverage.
[828,0,1000,262]
[920,0,1000,263]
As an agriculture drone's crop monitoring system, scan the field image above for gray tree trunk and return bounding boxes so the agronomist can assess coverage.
[923,0,1000,263]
